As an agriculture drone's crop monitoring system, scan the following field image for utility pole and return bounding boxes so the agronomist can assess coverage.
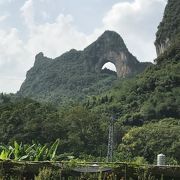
[107,115,115,162]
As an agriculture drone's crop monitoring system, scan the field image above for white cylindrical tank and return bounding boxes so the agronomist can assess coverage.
[157,154,166,166]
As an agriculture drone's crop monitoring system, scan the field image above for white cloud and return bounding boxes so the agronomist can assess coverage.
[41,11,50,20]
[20,0,34,29]
[0,77,24,93]
[20,0,92,57]
[26,14,91,58]
[0,14,9,22]
[0,28,30,93]
[101,0,167,61]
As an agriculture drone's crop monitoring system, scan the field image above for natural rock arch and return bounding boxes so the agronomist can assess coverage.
[83,30,150,78]
[94,51,133,78]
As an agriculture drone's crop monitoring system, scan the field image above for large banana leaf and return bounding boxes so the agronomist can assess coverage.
[0,139,60,161]
[48,139,60,161]
[0,150,9,160]
[35,145,47,161]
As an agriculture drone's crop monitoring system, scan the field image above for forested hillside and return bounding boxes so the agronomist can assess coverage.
[0,95,108,158]
[0,0,179,164]
[89,50,180,125]
[1,49,179,163]
[18,51,118,105]
[87,41,180,163]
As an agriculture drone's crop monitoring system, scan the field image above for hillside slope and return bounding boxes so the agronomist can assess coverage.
[88,0,180,124]
[86,0,180,162]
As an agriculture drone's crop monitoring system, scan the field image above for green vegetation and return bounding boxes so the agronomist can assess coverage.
[0,161,180,179]
[0,139,60,161]
[0,52,179,163]
[93,57,180,123]
[118,119,180,164]
[0,98,108,158]
[156,0,180,44]
[0,39,180,163]
[18,47,118,105]
[35,168,61,180]
[85,32,180,162]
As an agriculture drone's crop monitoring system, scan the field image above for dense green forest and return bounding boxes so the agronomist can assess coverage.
[0,96,108,158]
[0,43,179,163]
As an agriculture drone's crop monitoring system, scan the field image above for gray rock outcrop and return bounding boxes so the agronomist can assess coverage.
[155,0,180,57]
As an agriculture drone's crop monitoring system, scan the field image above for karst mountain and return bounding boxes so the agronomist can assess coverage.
[18,31,151,104]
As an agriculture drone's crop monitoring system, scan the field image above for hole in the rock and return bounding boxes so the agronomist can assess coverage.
[102,62,117,72]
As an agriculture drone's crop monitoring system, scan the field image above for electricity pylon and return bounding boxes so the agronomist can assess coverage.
[107,115,115,162]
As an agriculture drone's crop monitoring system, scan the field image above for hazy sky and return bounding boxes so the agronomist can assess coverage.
[0,0,167,93]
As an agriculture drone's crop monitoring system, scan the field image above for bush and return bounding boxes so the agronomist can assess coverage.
[35,168,61,180]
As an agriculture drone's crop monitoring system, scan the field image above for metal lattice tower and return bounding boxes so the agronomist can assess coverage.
[107,116,115,162]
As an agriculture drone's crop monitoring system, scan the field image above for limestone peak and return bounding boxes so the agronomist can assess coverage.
[98,30,125,44]
[155,0,180,56]
[84,30,127,53]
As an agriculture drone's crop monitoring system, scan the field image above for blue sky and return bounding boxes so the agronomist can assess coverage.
[0,0,167,93]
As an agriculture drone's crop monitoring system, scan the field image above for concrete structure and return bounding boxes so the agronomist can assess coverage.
[157,154,166,166]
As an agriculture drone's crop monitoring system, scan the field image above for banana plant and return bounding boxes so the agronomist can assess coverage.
[34,144,47,161]
[47,139,60,161]
[0,139,60,161]
[14,141,22,160]
[0,150,9,160]
[0,145,13,160]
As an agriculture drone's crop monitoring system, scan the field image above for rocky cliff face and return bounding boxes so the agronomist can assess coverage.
[83,31,151,77]
[155,0,180,56]
[18,31,151,104]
